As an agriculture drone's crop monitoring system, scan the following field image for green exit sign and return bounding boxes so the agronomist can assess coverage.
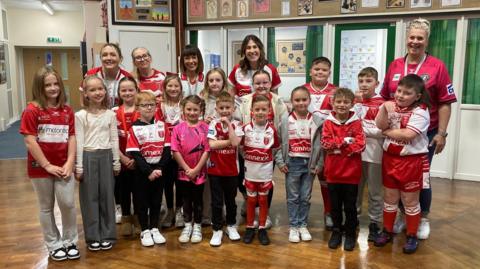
[47,37,62,43]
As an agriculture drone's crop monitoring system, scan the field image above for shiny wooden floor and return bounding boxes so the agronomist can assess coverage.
[1,159,479,269]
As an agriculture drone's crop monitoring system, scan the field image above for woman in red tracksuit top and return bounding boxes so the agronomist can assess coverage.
[321,88,365,252]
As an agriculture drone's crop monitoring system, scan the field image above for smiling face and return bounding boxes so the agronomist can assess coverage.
[184,54,198,73]
[207,71,224,96]
[395,85,421,108]
[332,96,353,118]
[406,28,428,58]
[291,89,310,115]
[244,39,261,65]
[253,73,271,95]
[101,45,121,72]
[357,75,379,99]
[215,101,234,119]
[183,101,201,124]
[132,48,151,70]
[118,80,137,105]
[251,100,269,125]
[310,62,331,86]
[43,74,60,105]
[164,79,182,101]
[84,78,106,106]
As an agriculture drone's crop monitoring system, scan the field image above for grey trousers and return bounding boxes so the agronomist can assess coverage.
[31,176,78,251]
[356,161,383,224]
[79,149,116,244]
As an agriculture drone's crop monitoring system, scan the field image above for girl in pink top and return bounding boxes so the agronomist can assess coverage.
[171,95,210,244]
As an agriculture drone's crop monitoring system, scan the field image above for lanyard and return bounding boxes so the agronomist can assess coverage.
[404,54,427,76]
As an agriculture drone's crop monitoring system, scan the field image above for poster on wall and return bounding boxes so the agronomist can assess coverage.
[298,0,313,15]
[362,0,379,8]
[189,0,204,16]
[410,0,432,8]
[232,41,243,66]
[206,0,218,19]
[254,0,271,13]
[112,0,172,25]
[237,0,249,17]
[221,0,233,17]
[276,40,307,74]
[341,0,357,13]
[386,0,405,8]
[441,0,461,6]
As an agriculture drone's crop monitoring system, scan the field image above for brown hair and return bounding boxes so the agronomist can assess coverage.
[162,75,183,103]
[82,75,109,109]
[290,85,310,101]
[31,66,67,109]
[180,45,204,74]
[358,67,378,80]
[181,94,206,117]
[135,91,156,106]
[215,91,235,105]
[252,69,271,82]
[311,56,332,68]
[398,74,431,108]
[200,68,228,101]
[332,88,355,103]
[239,35,269,73]
[100,43,123,61]
[251,94,270,106]
[117,76,139,105]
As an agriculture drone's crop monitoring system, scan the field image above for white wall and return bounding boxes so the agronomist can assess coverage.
[83,1,105,69]
[7,9,83,47]
[0,1,9,130]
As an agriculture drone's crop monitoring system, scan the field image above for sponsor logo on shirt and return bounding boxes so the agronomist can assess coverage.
[393,74,401,81]
[420,74,430,82]
[447,84,455,95]
[37,124,69,143]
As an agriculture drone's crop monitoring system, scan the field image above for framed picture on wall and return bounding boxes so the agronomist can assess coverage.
[232,41,243,66]
[111,0,173,26]
[276,39,306,75]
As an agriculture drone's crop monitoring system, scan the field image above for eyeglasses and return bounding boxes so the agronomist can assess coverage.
[138,103,156,108]
[134,54,150,62]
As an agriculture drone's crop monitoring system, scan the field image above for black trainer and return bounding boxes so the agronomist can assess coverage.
[88,241,101,251]
[243,228,255,244]
[344,235,356,251]
[368,222,380,242]
[66,244,80,259]
[49,247,67,261]
[100,241,113,250]
[257,229,270,245]
[328,230,342,249]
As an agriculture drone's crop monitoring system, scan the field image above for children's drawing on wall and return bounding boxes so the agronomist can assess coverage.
[254,0,270,13]
[237,0,249,18]
[341,0,357,13]
[386,0,405,8]
[410,0,432,8]
[298,0,313,15]
[136,0,152,7]
[151,6,170,21]
[119,0,134,19]
[361,0,379,8]
[276,40,306,74]
[221,0,233,17]
[206,0,218,19]
[189,0,205,16]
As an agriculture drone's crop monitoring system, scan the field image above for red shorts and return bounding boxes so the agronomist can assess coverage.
[382,152,425,192]
[244,179,273,194]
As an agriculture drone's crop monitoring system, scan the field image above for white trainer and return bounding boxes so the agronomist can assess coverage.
[226,225,241,241]
[175,209,185,228]
[210,230,223,247]
[393,212,406,234]
[417,217,430,239]
[140,230,154,247]
[178,222,192,243]
[289,228,300,243]
[150,228,166,244]
[298,227,312,241]
[115,205,122,224]
[191,223,202,243]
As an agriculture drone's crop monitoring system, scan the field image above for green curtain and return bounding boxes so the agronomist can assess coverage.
[463,19,480,104]
[305,26,324,83]
[189,30,198,46]
[428,20,456,77]
[267,27,277,66]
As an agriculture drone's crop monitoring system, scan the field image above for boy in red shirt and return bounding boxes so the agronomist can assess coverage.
[321,88,365,251]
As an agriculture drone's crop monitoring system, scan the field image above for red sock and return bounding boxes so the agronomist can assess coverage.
[405,204,421,236]
[320,182,331,214]
[258,194,269,228]
[383,202,398,233]
[246,195,257,228]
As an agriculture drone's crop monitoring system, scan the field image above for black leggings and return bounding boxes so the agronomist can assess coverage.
[134,173,164,230]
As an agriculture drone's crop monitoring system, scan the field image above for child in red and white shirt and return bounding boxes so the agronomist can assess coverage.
[374,74,431,254]
[126,91,171,247]
[275,86,324,243]
[321,88,365,251]
[242,94,280,246]
[352,67,385,242]
[20,66,79,261]
[207,92,243,247]
[304,56,337,229]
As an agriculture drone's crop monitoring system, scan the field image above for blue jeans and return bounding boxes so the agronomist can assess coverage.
[420,128,437,216]
[285,157,313,228]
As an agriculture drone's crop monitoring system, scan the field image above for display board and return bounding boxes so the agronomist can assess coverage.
[186,0,479,25]
[112,0,172,25]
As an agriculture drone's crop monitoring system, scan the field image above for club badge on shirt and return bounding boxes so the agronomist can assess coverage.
[392,73,401,81]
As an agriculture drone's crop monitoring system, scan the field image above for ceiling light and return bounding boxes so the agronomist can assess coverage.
[41,0,55,16]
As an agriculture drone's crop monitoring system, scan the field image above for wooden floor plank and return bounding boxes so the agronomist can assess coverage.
[1,159,479,269]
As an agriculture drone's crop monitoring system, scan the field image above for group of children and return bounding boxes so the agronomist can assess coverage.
[20,40,432,262]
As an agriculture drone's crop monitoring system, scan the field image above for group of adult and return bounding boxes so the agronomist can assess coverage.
[84,17,456,240]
